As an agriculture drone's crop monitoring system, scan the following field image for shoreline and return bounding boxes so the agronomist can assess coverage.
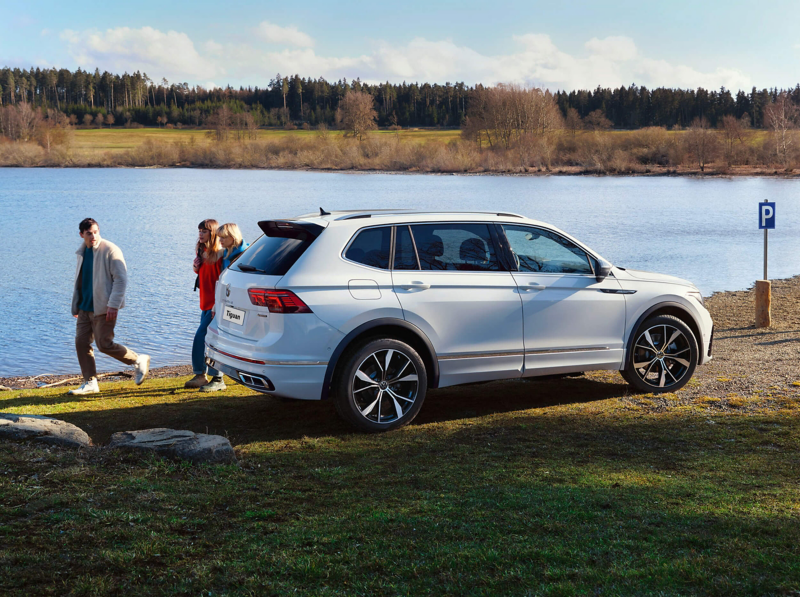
[4,275,799,392]
[3,164,800,178]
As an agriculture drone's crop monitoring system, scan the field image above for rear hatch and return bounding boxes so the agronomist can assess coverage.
[216,219,324,341]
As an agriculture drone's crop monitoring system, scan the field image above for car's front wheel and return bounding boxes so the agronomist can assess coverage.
[333,338,427,432]
[621,315,698,393]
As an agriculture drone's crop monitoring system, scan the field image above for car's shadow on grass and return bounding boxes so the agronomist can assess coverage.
[13,374,631,445]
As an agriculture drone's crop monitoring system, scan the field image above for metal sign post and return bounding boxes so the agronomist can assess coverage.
[756,200,775,328]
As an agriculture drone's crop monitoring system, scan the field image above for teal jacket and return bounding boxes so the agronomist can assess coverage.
[222,240,249,270]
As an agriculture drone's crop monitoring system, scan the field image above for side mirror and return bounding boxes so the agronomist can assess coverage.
[595,259,612,283]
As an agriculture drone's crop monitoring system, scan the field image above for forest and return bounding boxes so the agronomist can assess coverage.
[2,65,799,130]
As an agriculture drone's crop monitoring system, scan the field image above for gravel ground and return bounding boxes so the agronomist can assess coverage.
[3,277,799,398]
[671,275,800,403]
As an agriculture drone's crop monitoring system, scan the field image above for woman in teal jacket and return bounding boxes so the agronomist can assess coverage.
[218,223,249,270]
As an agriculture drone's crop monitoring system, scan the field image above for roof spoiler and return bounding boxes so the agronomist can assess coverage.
[258,220,324,242]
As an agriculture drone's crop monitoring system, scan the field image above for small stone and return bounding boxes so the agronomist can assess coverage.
[108,428,236,464]
[0,413,92,448]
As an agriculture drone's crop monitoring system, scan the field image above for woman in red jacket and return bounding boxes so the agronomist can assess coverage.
[186,219,225,391]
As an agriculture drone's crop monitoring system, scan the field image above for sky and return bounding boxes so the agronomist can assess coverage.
[2,0,800,92]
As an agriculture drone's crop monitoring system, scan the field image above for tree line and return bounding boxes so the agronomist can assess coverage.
[2,65,800,131]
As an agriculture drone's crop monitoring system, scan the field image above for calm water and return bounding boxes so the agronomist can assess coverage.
[0,169,798,377]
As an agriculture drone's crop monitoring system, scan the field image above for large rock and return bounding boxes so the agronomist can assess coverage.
[0,413,92,448]
[108,428,236,464]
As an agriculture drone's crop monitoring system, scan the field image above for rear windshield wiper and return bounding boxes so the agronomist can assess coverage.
[237,264,266,273]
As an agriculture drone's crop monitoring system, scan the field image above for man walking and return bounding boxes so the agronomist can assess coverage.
[68,218,150,395]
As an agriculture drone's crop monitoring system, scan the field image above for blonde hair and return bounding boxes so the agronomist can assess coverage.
[218,223,243,248]
[197,219,222,264]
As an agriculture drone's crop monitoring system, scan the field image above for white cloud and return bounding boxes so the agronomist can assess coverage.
[255,21,314,48]
[55,25,752,92]
[585,36,638,61]
[60,26,220,81]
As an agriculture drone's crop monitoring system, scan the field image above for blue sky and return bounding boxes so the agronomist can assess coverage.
[2,0,799,91]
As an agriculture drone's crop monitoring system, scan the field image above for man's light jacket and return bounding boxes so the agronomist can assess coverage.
[72,239,127,316]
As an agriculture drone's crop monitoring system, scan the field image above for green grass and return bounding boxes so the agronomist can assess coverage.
[71,127,462,154]
[2,374,799,595]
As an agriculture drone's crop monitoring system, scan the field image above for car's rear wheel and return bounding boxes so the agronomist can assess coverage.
[621,315,698,393]
[333,338,427,432]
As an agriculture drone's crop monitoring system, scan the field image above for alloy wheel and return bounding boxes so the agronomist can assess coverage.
[352,349,419,424]
[631,323,692,389]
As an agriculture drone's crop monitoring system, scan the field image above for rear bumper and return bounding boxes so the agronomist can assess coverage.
[205,344,326,400]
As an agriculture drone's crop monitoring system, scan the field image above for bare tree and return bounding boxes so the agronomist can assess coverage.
[685,116,720,172]
[105,113,115,128]
[584,110,612,131]
[564,108,582,136]
[207,105,232,141]
[340,91,377,140]
[764,92,799,166]
[83,114,93,127]
[463,84,563,149]
[94,113,105,128]
[37,108,70,152]
[719,114,749,165]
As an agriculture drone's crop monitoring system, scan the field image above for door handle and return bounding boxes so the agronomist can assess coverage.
[522,283,546,291]
[399,282,431,290]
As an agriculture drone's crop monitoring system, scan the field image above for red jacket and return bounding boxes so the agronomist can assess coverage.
[197,256,221,311]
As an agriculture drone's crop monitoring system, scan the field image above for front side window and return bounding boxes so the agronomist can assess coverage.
[503,225,593,274]
[410,224,500,271]
[345,226,391,270]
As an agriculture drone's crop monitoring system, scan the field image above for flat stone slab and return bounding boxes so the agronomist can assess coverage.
[108,428,236,464]
[0,413,92,448]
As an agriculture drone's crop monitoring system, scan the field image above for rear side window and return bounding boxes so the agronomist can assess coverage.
[345,226,391,269]
[410,224,500,271]
[232,235,312,276]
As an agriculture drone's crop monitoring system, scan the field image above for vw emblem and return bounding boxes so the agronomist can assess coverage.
[225,285,230,297]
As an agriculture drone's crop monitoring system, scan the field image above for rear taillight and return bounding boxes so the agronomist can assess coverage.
[248,289,312,313]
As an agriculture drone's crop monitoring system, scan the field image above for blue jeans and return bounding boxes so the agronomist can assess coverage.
[192,310,219,376]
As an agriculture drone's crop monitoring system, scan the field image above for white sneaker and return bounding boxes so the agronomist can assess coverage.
[69,379,99,395]
[134,354,151,385]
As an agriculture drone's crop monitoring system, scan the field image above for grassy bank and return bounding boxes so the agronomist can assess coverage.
[1,127,796,176]
[2,376,800,595]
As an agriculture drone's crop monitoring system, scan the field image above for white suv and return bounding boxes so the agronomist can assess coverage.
[206,210,713,432]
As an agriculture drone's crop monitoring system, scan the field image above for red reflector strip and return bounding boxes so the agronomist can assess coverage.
[212,347,266,365]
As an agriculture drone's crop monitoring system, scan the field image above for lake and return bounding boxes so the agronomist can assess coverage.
[0,169,798,377]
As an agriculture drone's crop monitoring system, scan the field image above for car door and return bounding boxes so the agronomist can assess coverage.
[391,222,524,387]
[500,224,626,375]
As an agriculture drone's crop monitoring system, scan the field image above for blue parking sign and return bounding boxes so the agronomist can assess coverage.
[759,201,775,229]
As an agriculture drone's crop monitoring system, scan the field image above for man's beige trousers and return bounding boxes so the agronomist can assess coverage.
[75,310,138,381]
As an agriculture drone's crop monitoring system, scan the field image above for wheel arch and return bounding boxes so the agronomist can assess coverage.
[627,302,704,364]
[321,318,439,400]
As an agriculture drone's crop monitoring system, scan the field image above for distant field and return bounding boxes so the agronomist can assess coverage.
[71,127,463,154]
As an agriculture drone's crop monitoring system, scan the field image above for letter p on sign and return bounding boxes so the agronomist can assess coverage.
[760,202,776,229]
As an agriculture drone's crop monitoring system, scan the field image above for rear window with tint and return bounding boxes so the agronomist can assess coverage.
[345,227,391,269]
[410,223,500,271]
[232,235,313,276]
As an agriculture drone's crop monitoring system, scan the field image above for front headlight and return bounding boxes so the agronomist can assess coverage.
[687,290,704,306]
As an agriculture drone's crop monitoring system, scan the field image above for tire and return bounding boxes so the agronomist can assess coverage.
[333,338,428,432]
[621,315,698,393]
